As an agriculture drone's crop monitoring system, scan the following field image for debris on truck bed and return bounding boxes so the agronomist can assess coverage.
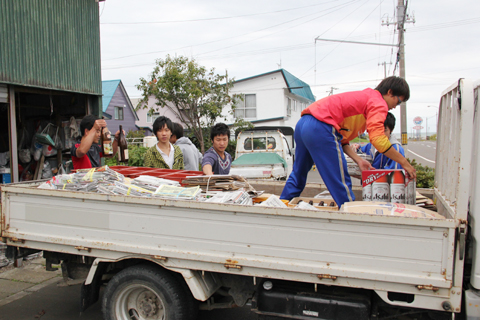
[34,166,439,215]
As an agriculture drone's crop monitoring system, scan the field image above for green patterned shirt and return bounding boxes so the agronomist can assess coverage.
[144,145,184,170]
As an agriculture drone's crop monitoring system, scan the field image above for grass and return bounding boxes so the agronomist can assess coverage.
[350,136,369,143]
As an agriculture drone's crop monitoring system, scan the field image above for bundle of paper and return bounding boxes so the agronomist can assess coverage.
[204,189,251,205]
[182,175,257,194]
[107,181,153,197]
[132,175,180,191]
[55,181,100,192]
[153,184,201,200]
[257,195,287,208]
[74,166,124,183]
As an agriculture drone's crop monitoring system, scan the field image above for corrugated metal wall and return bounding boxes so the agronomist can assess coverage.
[0,0,102,95]
[0,84,7,103]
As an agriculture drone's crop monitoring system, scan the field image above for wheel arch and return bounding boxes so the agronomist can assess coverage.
[84,256,220,301]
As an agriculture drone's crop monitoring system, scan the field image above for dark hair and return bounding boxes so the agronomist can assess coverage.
[384,112,396,132]
[80,115,98,136]
[171,122,184,139]
[375,76,410,102]
[153,116,173,139]
[210,123,230,141]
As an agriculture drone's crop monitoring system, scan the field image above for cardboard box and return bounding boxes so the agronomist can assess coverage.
[362,169,416,205]
[341,201,445,219]
[288,197,338,211]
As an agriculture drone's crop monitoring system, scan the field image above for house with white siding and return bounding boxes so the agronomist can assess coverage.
[102,80,138,134]
[133,69,315,136]
[225,69,315,129]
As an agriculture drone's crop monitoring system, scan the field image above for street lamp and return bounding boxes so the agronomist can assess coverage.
[427,106,439,135]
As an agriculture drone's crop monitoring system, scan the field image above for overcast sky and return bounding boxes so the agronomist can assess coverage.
[99,0,480,134]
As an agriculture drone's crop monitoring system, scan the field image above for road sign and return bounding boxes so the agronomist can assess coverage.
[413,125,424,130]
[413,117,423,125]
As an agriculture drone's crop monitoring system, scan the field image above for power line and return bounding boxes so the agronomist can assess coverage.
[100,0,344,25]
[195,1,359,57]
[102,0,358,62]
[305,0,385,79]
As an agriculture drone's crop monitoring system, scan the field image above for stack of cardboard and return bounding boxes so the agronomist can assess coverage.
[416,192,437,211]
[182,175,257,194]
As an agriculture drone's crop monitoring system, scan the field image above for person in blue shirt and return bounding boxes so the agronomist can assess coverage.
[353,113,405,169]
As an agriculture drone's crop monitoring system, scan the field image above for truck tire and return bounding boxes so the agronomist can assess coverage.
[102,264,197,320]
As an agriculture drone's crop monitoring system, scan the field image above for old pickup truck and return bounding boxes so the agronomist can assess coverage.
[1,79,480,320]
[230,127,294,179]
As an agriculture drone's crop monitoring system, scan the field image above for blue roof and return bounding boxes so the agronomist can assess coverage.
[234,69,315,102]
[102,80,121,112]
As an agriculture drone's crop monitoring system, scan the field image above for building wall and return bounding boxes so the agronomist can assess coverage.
[0,0,102,96]
[135,96,184,136]
[226,71,314,129]
[105,86,138,134]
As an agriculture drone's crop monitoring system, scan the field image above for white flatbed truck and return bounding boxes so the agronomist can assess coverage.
[1,79,480,320]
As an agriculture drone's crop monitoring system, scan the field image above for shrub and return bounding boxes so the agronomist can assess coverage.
[408,158,435,188]
[127,129,145,139]
[104,145,149,167]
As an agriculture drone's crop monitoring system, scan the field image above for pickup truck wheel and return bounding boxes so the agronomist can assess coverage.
[102,264,196,320]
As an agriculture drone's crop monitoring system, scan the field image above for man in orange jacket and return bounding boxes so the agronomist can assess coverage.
[280,76,416,207]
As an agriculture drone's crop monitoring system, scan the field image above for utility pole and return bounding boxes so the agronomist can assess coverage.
[378,62,392,78]
[327,87,338,96]
[382,0,414,149]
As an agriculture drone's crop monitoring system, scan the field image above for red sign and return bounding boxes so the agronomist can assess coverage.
[413,125,424,130]
[413,117,423,125]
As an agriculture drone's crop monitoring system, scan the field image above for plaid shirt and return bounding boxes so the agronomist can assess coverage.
[144,145,184,169]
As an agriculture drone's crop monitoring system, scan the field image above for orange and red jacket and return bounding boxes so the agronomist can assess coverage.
[301,88,392,153]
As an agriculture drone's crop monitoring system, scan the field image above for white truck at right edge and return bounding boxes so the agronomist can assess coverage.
[1,79,480,320]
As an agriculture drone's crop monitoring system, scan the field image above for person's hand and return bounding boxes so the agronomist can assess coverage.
[357,158,374,172]
[351,143,360,151]
[93,119,107,131]
[403,162,417,180]
[114,130,125,140]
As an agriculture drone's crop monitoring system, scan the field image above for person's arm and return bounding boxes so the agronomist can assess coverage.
[144,148,154,168]
[202,152,215,175]
[383,147,416,179]
[76,120,105,158]
[343,144,374,172]
[203,164,213,175]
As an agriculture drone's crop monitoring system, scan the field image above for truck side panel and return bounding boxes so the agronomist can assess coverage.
[3,188,454,293]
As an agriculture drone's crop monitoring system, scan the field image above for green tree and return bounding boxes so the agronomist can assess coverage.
[136,55,250,153]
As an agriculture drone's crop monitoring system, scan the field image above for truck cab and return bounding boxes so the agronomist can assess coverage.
[230,128,294,179]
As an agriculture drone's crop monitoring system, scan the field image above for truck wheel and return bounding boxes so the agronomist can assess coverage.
[102,264,197,320]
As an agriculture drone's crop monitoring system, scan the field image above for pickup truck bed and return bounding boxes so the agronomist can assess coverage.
[1,180,458,311]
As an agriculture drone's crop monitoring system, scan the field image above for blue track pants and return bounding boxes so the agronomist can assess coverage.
[280,115,355,207]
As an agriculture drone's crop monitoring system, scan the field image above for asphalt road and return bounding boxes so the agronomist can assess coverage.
[404,140,437,168]
[0,281,258,320]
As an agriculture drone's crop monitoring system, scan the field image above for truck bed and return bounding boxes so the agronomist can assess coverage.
[1,181,458,311]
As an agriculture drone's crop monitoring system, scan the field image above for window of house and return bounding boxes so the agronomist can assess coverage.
[115,106,124,120]
[286,98,292,117]
[293,100,297,112]
[235,94,257,119]
[147,112,160,123]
